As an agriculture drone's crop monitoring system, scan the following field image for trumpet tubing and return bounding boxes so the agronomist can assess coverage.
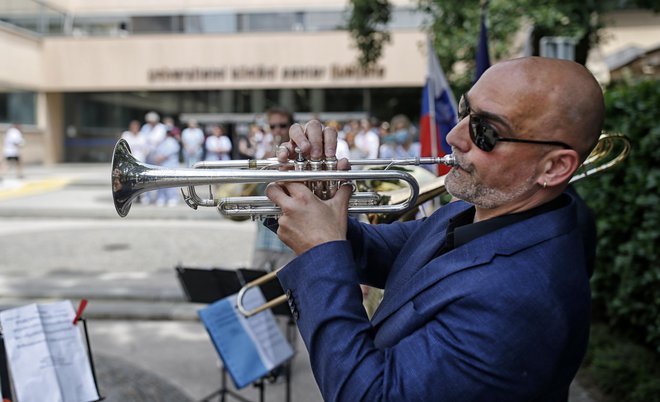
[219,192,383,217]
[111,138,456,218]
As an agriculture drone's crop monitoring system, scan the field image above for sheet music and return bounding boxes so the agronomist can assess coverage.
[199,288,294,389]
[240,288,294,369]
[0,301,99,402]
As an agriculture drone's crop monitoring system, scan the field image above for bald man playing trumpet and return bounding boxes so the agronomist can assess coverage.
[266,57,603,401]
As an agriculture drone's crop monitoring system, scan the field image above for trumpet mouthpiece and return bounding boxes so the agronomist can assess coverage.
[440,154,457,166]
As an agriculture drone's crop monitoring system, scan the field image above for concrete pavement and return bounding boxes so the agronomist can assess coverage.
[1,164,322,401]
[0,163,598,401]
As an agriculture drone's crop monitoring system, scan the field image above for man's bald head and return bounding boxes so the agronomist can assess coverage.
[479,57,604,162]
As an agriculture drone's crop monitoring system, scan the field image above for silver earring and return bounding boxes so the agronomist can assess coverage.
[543,181,547,189]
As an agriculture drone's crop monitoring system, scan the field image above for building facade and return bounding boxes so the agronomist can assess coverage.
[0,0,430,163]
[1,1,659,164]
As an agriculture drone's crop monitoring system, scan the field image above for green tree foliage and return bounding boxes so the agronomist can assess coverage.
[573,78,660,352]
[414,0,609,94]
[348,0,657,94]
[416,0,525,93]
[347,0,392,67]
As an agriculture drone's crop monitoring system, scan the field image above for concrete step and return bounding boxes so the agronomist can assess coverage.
[0,271,186,302]
[0,297,203,321]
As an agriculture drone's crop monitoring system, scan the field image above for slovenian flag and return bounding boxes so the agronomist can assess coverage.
[420,39,458,176]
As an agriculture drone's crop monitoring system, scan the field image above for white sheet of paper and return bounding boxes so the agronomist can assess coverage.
[0,301,99,402]
[241,288,294,369]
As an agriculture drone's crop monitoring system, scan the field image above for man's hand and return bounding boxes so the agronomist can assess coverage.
[276,120,349,169]
[266,181,352,255]
[267,120,353,255]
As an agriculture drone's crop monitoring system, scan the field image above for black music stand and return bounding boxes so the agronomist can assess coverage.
[78,317,104,401]
[176,265,293,402]
[0,331,13,402]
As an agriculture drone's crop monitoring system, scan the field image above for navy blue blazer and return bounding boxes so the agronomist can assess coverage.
[277,197,591,401]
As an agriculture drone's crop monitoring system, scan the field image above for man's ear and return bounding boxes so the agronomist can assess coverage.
[539,149,580,187]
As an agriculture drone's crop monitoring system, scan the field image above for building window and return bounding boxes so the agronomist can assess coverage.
[389,8,427,29]
[369,87,421,123]
[184,14,236,34]
[0,95,6,122]
[324,88,364,113]
[234,90,253,113]
[0,92,36,125]
[131,15,184,34]
[264,90,282,110]
[238,12,300,32]
[304,11,346,31]
[71,16,130,36]
[293,89,312,112]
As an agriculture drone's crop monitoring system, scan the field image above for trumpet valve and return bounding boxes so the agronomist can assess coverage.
[294,147,307,171]
[324,157,338,171]
[308,159,323,197]
[324,156,339,198]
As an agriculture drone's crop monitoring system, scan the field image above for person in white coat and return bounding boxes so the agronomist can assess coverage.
[204,124,232,161]
[120,120,148,162]
[152,130,181,206]
[3,124,25,179]
[354,117,380,159]
[181,119,205,167]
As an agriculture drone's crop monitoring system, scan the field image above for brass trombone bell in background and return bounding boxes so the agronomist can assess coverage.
[569,133,631,183]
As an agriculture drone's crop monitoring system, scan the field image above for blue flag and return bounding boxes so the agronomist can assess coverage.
[475,5,491,82]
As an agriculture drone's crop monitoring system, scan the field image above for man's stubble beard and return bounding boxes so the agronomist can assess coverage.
[445,163,537,210]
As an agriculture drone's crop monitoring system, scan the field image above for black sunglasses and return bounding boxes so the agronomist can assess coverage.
[270,123,288,130]
[458,94,573,152]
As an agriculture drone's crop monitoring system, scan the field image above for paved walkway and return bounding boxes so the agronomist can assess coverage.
[0,163,599,401]
[0,164,322,401]
[95,353,193,402]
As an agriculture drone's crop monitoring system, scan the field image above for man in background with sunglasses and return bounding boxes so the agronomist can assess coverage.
[251,106,297,272]
[266,56,603,401]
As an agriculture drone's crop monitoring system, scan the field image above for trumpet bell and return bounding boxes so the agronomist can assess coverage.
[111,139,147,217]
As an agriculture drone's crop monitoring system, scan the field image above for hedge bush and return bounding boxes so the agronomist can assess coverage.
[573,78,660,351]
[583,324,660,401]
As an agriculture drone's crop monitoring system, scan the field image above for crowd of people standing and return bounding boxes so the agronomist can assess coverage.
[119,110,424,207]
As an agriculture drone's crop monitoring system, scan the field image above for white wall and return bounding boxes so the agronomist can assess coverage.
[600,10,660,55]
[0,26,43,91]
[40,30,427,91]
[46,0,417,13]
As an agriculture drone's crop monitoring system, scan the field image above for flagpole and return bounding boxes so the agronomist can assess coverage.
[427,39,438,159]
[475,0,491,83]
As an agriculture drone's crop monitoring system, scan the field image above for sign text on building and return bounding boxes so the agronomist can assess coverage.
[148,64,385,83]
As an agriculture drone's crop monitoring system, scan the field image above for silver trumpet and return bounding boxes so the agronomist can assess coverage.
[111,138,456,218]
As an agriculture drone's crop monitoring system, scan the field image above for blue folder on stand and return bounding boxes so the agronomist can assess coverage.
[198,288,294,389]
